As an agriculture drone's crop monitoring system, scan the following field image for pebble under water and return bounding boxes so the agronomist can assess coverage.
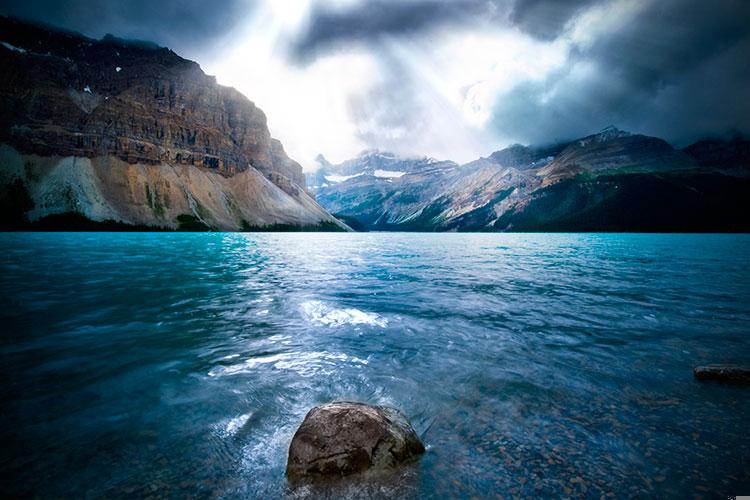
[0,232,748,498]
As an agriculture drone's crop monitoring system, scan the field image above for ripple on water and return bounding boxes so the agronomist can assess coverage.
[1,233,749,498]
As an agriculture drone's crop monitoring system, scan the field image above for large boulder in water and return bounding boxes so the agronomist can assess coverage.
[286,401,425,480]
[694,364,750,383]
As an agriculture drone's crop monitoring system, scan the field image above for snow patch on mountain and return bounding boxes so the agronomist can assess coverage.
[374,170,406,178]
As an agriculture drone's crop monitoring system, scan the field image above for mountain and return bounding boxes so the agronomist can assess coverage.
[682,135,750,170]
[305,150,457,189]
[0,16,347,231]
[311,127,750,232]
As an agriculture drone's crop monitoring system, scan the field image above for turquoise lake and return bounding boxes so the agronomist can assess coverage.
[1,233,748,498]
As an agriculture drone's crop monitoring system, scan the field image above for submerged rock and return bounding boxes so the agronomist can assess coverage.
[693,364,750,383]
[286,401,425,480]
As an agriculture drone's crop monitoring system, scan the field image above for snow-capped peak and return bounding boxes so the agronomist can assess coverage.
[578,126,631,146]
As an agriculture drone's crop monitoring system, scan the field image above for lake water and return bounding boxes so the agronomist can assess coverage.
[0,233,748,498]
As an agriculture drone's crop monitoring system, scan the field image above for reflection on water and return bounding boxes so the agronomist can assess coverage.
[0,232,749,498]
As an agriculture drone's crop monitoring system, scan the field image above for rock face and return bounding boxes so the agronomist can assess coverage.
[311,127,750,232]
[286,401,425,480]
[0,16,346,230]
[694,364,750,383]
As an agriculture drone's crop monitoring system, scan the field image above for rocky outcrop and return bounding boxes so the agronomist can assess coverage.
[310,127,750,232]
[0,16,345,231]
[0,145,341,231]
[694,364,750,384]
[286,401,425,480]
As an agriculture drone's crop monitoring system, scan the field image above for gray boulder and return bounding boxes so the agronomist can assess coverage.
[286,401,425,480]
[694,364,750,383]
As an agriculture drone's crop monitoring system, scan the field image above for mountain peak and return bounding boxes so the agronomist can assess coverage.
[576,126,632,147]
[315,154,331,167]
[101,33,161,50]
[356,149,397,159]
[596,126,631,139]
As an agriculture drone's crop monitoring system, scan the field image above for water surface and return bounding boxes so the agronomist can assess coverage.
[1,233,748,498]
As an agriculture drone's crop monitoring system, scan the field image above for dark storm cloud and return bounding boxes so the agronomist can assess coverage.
[289,0,597,62]
[290,0,483,62]
[0,0,255,53]
[490,0,750,146]
[510,0,595,40]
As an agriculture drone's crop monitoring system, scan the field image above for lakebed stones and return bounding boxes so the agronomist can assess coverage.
[693,364,750,383]
[286,401,425,480]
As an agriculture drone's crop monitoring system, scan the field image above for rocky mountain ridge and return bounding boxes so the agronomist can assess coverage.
[310,128,750,232]
[0,16,345,231]
[305,150,457,189]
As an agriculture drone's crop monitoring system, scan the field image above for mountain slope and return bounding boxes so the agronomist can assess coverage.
[0,16,346,231]
[682,135,750,170]
[305,151,463,228]
[311,128,750,232]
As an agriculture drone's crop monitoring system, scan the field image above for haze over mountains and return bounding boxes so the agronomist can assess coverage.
[311,128,750,232]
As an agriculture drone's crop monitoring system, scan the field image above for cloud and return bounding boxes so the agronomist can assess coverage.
[510,0,596,40]
[289,0,602,63]
[490,0,750,146]
[289,0,750,152]
[289,0,485,63]
[342,29,567,161]
[0,0,256,54]
[345,51,494,160]
[1,0,748,163]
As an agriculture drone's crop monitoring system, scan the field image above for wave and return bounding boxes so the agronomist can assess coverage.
[208,351,369,378]
[213,412,252,439]
[300,300,388,328]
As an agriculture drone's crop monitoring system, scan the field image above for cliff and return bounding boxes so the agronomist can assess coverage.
[0,16,346,231]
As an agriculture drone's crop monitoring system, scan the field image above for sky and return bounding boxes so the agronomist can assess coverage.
[1,0,749,168]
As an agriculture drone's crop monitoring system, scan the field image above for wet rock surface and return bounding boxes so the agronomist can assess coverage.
[694,364,750,383]
[286,401,425,480]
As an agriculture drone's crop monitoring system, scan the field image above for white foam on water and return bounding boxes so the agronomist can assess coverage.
[213,412,252,438]
[208,351,369,378]
[225,413,252,435]
[300,300,388,328]
[238,418,298,481]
